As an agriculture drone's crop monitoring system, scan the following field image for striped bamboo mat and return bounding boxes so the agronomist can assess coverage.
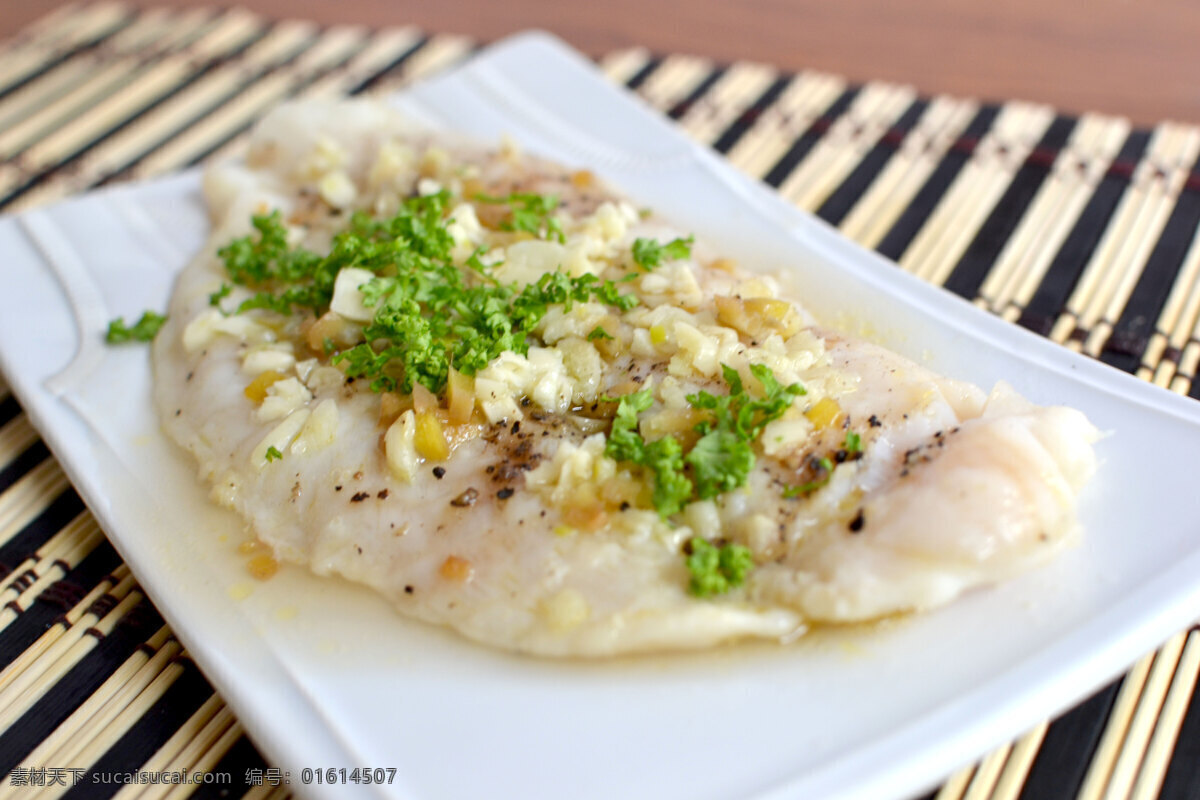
[1,3,1199,799]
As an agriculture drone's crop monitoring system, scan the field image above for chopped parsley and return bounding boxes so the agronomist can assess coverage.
[476,192,565,243]
[602,389,693,517]
[688,364,806,441]
[685,538,754,597]
[214,193,637,395]
[105,311,166,343]
[844,430,862,454]
[686,429,754,499]
[264,445,283,462]
[340,268,636,393]
[587,326,614,341]
[631,235,693,270]
[603,388,654,463]
[683,364,803,499]
[603,364,803,517]
[643,435,693,518]
[208,283,232,306]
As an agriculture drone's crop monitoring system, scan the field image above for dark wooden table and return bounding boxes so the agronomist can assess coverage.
[4,0,1199,127]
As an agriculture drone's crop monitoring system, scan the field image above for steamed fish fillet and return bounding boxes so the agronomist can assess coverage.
[153,100,1098,656]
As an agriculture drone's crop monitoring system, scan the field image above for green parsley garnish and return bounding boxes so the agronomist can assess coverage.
[105,311,166,343]
[217,210,327,315]
[214,193,637,395]
[783,456,834,498]
[208,283,232,307]
[644,436,693,518]
[686,428,754,499]
[264,445,283,462]
[476,192,565,243]
[603,364,804,517]
[604,388,654,462]
[631,236,693,270]
[844,430,862,454]
[339,268,636,393]
[587,326,614,341]
[683,364,803,499]
[601,389,693,517]
[685,537,754,597]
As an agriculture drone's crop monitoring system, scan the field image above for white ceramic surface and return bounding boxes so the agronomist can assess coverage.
[2,31,1200,800]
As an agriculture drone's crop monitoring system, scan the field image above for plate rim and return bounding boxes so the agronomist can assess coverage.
[1,29,1198,800]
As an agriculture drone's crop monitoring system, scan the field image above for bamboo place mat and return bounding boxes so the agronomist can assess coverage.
[1,3,1200,799]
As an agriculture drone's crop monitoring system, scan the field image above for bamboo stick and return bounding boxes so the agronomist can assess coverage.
[1077,650,1158,800]
[1099,631,1188,800]
[0,458,71,549]
[1130,631,1200,800]
[0,413,38,471]
[838,96,977,247]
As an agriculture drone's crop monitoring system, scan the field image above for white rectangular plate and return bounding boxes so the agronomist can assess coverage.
[3,31,1200,800]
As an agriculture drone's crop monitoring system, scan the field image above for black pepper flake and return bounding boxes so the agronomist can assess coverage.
[848,510,865,533]
[497,488,514,500]
[833,449,848,463]
[404,585,414,594]
[335,485,343,492]
[432,466,446,479]
[493,463,523,482]
[511,421,520,434]
[868,415,881,428]
[186,371,194,382]
[174,409,181,416]
[451,488,479,507]
[350,491,370,502]
[619,501,631,511]
[377,489,389,499]
[520,397,532,407]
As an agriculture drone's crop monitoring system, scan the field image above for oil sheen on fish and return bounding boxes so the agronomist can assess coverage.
[152,100,1099,657]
